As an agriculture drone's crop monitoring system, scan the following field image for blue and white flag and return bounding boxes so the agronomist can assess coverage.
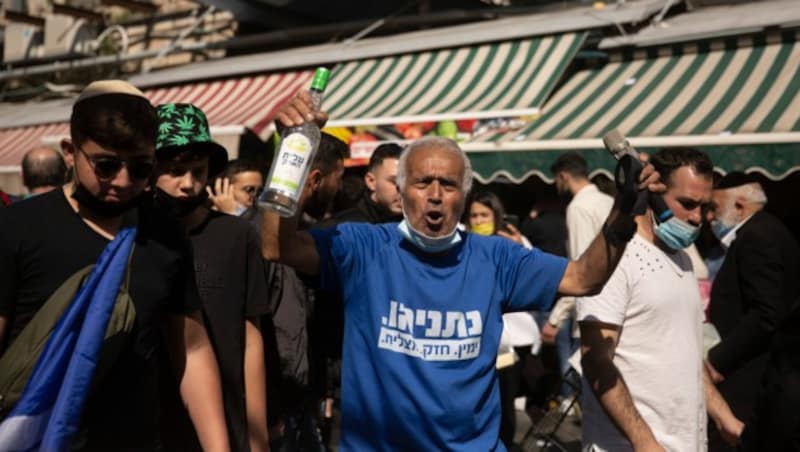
[0,228,137,452]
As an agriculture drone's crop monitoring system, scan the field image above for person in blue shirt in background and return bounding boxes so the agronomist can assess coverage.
[261,92,664,451]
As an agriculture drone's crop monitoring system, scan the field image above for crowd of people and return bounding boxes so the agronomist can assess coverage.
[0,79,798,452]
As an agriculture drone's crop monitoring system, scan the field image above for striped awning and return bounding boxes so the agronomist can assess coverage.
[474,33,800,143]
[464,144,800,184]
[146,70,312,138]
[0,123,70,168]
[0,70,312,166]
[324,32,587,127]
[466,32,800,182]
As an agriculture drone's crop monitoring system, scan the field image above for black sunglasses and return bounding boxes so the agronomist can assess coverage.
[77,146,154,180]
[242,185,264,197]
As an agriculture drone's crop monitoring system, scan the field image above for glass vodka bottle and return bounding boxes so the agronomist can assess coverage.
[259,67,330,217]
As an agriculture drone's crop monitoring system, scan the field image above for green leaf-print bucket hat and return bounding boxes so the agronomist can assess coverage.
[155,103,228,178]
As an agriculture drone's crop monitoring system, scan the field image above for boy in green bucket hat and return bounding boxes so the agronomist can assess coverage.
[153,103,271,452]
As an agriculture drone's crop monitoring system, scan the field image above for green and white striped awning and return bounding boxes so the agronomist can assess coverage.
[324,32,587,127]
[467,32,800,182]
[464,144,800,184]
[477,32,800,142]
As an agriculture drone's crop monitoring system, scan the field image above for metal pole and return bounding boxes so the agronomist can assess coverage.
[0,42,207,82]
[652,0,678,25]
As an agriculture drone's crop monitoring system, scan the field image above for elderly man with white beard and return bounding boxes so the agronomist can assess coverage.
[706,172,800,451]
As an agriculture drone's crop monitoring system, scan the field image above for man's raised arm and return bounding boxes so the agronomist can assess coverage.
[260,91,328,275]
[559,164,664,297]
[261,206,319,275]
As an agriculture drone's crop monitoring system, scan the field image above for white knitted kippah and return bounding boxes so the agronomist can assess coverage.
[75,79,147,104]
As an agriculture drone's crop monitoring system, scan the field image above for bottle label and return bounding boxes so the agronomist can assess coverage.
[268,133,313,197]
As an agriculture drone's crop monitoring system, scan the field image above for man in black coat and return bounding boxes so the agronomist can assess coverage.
[706,172,800,451]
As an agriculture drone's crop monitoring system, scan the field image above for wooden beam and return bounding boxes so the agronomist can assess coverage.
[52,3,105,23]
[100,0,157,14]
[4,10,45,27]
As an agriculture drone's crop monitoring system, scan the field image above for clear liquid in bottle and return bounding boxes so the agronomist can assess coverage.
[260,67,330,217]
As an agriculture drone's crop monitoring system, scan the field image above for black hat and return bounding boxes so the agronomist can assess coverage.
[155,103,228,178]
[716,171,758,190]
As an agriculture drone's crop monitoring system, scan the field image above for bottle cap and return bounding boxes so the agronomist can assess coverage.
[310,67,330,92]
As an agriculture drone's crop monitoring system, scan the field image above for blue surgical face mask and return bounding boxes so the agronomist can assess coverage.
[232,202,248,217]
[710,218,736,241]
[654,216,700,251]
[398,219,461,254]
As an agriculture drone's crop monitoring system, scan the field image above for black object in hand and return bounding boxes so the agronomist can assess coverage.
[603,130,673,222]
[503,214,520,228]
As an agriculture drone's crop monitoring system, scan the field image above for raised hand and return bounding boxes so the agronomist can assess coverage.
[637,159,666,195]
[274,90,329,130]
[496,223,525,245]
[207,177,242,215]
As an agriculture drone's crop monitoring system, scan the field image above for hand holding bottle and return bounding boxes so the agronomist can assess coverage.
[262,67,331,216]
[275,90,329,130]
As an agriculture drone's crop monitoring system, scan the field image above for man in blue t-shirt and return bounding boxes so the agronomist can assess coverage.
[262,93,664,451]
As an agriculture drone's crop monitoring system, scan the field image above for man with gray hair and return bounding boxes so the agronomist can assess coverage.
[706,172,800,451]
[262,92,664,451]
[21,146,68,195]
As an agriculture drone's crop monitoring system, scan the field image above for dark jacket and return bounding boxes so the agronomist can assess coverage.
[708,210,800,448]
[324,194,402,226]
[519,211,568,257]
[709,210,800,372]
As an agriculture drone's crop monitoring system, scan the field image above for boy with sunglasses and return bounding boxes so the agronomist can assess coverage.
[0,81,230,451]
[152,103,270,452]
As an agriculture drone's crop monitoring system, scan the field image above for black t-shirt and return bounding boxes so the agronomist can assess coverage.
[321,195,402,227]
[245,205,317,415]
[242,206,309,423]
[520,211,568,258]
[162,211,270,452]
[0,189,201,450]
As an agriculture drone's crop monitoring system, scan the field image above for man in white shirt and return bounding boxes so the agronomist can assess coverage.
[553,153,615,262]
[542,153,614,389]
[578,147,742,452]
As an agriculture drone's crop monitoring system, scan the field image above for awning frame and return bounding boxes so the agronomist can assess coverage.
[323,32,586,128]
[463,131,800,152]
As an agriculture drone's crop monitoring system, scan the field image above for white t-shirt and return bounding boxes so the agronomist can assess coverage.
[567,184,614,260]
[577,235,706,452]
[554,184,615,338]
[500,311,541,352]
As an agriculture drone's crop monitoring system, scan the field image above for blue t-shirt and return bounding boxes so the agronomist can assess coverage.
[310,223,568,451]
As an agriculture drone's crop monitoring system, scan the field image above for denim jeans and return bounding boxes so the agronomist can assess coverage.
[555,318,580,398]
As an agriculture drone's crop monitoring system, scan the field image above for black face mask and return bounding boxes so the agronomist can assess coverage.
[153,187,208,217]
[71,181,143,218]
